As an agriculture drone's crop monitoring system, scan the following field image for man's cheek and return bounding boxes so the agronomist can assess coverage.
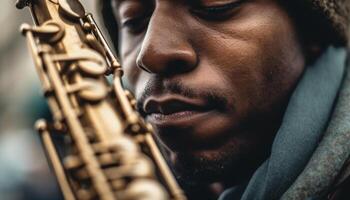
[121,51,143,92]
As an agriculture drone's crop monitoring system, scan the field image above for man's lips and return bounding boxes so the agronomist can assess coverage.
[143,95,215,126]
[141,94,233,151]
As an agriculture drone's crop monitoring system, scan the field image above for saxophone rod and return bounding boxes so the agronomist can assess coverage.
[85,14,121,71]
[36,119,76,200]
[42,52,115,200]
[144,133,187,200]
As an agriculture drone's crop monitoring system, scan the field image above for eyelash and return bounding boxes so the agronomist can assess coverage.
[122,14,150,33]
[121,0,244,33]
[192,0,244,19]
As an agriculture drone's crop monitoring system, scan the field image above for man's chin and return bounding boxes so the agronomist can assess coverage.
[154,120,273,188]
[169,144,250,187]
[171,153,229,186]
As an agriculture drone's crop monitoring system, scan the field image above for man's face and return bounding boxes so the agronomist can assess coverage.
[110,0,305,184]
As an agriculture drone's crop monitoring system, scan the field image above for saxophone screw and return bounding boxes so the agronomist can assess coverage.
[19,23,32,35]
[83,22,92,31]
[35,119,48,132]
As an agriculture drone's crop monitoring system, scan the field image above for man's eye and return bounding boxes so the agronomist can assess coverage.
[122,15,150,34]
[191,0,244,20]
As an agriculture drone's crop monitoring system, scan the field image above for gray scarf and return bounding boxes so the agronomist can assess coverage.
[219,47,347,200]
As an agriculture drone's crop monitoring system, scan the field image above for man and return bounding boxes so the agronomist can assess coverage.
[98,0,350,199]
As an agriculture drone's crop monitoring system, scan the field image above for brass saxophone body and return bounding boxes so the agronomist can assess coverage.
[16,0,186,199]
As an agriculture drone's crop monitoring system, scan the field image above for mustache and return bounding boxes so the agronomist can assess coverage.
[136,80,228,116]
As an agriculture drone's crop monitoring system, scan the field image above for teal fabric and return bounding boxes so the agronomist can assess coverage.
[282,50,350,199]
[219,47,347,200]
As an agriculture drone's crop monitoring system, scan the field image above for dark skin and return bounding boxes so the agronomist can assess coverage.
[108,0,306,198]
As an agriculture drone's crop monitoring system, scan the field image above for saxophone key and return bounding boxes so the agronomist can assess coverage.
[64,79,108,102]
[122,179,168,200]
[103,156,155,181]
[92,143,110,154]
[21,20,65,44]
[82,22,92,32]
[98,153,118,167]
[64,155,83,170]
[58,0,85,20]
[77,188,96,200]
[85,34,107,57]
[110,179,126,191]
[74,167,90,181]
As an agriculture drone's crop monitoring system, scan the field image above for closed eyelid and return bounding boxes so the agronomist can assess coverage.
[116,0,152,19]
[200,0,239,5]
[193,0,241,7]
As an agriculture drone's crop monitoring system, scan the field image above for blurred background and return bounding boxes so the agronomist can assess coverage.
[0,1,101,199]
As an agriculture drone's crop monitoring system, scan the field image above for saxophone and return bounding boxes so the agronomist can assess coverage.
[16,0,186,199]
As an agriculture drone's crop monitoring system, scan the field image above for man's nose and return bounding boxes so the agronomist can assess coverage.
[136,13,197,76]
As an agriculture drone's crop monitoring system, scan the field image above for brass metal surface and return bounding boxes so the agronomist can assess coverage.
[17,0,187,199]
